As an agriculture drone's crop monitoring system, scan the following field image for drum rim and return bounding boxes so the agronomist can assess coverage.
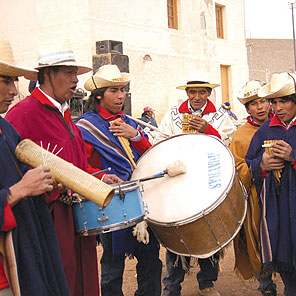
[134,133,226,162]
[76,215,145,235]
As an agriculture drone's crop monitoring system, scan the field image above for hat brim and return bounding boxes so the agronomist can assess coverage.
[0,62,38,80]
[237,94,260,105]
[84,73,132,92]
[258,81,296,99]
[176,83,220,90]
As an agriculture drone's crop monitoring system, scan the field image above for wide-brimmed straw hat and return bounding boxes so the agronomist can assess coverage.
[176,70,220,90]
[258,72,296,99]
[84,65,131,92]
[0,40,37,80]
[34,49,91,78]
[237,80,264,105]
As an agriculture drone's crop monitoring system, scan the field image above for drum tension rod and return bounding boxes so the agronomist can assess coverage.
[118,185,126,200]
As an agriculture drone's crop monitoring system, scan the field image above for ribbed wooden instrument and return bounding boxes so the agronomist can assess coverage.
[15,139,114,208]
[110,118,137,169]
[182,114,201,133]
[264,140,282,182]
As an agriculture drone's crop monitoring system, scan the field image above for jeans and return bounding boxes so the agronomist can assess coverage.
[162,250,219,296]
[100,230,162,296]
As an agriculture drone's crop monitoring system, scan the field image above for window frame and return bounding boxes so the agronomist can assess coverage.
[215,4,224,39]
[167,0,178,30]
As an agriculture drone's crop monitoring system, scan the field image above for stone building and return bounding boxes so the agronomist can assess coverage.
[246,38,295,83]
[0,0,249,120]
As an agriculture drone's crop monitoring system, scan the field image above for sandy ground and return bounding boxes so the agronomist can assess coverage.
[97,242,285,296]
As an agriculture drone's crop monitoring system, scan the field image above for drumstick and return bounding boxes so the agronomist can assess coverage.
[92,167,111,176]
[126,115,170,138]
[136,160,186,182]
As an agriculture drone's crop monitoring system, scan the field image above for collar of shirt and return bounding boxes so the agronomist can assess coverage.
[98,105,125,121]
[38,87,69,117]
[285,115,296,129]
[270,114,296,129]
[188,100,207,115]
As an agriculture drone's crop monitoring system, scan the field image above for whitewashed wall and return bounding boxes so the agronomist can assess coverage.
[0,0,249,121]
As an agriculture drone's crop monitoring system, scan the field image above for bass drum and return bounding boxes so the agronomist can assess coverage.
[131,134,247,258]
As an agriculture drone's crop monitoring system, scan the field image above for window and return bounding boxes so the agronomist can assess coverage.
[167,0,178,29]
[220,65,231,104]
[215,4,224,39]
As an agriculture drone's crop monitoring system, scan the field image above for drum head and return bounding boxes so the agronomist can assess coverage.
[131,134,235,224]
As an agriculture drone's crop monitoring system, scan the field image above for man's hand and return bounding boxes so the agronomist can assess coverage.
[109,121,138,139]
[102,174,123,184]
[189,117,208,133]
[261,152,285,171]
[9,166,54,206]
[271,140,293,162]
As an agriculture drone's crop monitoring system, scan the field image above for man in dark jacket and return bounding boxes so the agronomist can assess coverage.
[0,40,70,296]
[246,72,296,296]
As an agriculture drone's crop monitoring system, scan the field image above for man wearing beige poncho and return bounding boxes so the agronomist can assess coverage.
[229,80,276,296]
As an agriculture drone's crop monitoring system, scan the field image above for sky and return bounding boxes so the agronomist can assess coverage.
[244,0,294,39]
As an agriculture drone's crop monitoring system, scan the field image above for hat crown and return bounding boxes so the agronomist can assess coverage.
[38,49,76,66]
[0,40,16,66]
[243,80,262,97]
[270,72,296,93]
[96,65,123,81]
[0,40,37,79]
[84,64,131,92]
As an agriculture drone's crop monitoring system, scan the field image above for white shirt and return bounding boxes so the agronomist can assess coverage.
[38,87,69,117]
[188,100,207,115]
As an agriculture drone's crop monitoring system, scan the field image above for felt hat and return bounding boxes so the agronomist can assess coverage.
[0,40,37,80]
[258,72,296,99]
[237,80,264,105]
[35,49,91,76]
[176,70,220,90]
[84,65,131,92]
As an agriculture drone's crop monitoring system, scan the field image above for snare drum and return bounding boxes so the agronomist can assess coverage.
[131,134,247,258]
[73,181,145,236]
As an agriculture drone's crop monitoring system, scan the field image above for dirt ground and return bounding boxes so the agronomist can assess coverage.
[97,242,285,296]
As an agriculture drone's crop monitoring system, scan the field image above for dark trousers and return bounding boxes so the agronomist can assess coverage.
[100,231,162,296]
[162,250,219,296]
[280,271,296,296]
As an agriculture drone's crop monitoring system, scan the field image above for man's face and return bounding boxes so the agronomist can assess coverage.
[246,98,270,125]
[186,87,210,111]
[0,76,18,114]
[47,66,78,104]
[99,86,126,114]
[271,97,296,125]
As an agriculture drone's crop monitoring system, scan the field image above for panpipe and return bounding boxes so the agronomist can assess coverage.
[110,118,137,169]
[182,113,201,133]
[15,139,114,208]
[264,140,282,182]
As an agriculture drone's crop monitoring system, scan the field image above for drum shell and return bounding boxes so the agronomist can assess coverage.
[73,182,145,236]
[147,174,246,258]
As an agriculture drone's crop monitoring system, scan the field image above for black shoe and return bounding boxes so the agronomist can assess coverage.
[261,286,276,296]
